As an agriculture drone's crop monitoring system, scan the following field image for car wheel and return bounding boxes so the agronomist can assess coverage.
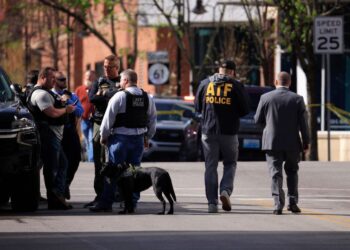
[11,170,40,212]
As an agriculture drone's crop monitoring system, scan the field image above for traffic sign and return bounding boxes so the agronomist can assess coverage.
[147,51,170,85]
[314,16,343,54]
[148,63,170,85]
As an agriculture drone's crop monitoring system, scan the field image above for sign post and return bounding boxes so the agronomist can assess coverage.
[314,16,344,161]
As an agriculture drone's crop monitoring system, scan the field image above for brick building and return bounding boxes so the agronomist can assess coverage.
[31,1,191,96]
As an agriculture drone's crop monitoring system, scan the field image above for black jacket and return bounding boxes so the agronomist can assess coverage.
[195,74,250,135]
[88,76,120,124]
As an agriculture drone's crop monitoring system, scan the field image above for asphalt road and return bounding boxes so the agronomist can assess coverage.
[0,161,349,249]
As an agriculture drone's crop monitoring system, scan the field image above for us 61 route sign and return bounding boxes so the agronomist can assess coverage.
[314,16,343,54]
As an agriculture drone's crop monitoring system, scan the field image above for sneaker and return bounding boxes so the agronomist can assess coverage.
[220,190,231,211]
[208,204,218,213]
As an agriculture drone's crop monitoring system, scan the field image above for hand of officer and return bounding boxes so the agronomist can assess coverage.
[65,104,76,114]
[303,143,309,154]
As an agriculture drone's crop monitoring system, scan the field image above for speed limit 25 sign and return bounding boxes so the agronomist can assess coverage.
[314,16,343,54]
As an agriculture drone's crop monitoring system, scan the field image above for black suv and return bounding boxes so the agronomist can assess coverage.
[0,67,40,211]
[238,85,273,160]
[143,98,200,161]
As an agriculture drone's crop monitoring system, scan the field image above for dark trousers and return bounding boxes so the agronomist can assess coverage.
[92,123,105,201]
[265,150,300,210]
[38,123,67,201]
[62,126,81,191]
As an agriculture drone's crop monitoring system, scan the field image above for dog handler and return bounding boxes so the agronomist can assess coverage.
[89,69,157,212]
[195,59,250,213]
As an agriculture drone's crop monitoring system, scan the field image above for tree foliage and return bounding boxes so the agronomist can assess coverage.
[271,0,350,160]
[37,0,120,55]
[241,0,276,86]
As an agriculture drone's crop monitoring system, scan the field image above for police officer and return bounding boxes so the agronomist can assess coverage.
[195,59,250,213]
[89,69,157,212]
[52,71,84,200]
[27,67,76,210]
[85,55,121,208]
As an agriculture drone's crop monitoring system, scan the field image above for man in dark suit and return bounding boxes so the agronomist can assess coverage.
[254,72,310,215]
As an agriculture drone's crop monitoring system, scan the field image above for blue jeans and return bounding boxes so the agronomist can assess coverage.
[99,134,144,207]
[81,119,94,162]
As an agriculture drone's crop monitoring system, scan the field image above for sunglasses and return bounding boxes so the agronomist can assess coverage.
[57,77,66,81]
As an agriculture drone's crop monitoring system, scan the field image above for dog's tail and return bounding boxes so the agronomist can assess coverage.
[167,173,177,202]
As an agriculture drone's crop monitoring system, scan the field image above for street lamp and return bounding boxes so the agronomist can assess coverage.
[192,0,207,15]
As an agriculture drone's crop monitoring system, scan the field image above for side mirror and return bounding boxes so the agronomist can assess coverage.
[10,83,23,94]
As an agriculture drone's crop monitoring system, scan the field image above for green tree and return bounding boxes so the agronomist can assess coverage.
[241,0,276,86]
[37,0,120,55]
[272,0,350,160]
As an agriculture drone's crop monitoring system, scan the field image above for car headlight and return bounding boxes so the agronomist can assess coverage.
[186,127,197,138]
[11,117,36,130]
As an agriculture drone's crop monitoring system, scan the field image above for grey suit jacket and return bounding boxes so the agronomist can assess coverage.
[254,87,310,151]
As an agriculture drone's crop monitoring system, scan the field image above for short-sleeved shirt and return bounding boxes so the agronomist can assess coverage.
[30,88,64,140]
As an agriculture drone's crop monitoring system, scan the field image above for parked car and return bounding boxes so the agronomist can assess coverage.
[0,67,41,211]
[238,85,274,160]
[143,97,200,161]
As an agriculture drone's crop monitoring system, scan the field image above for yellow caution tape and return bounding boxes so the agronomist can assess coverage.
[157,110,184,116]
[308,103,350,125]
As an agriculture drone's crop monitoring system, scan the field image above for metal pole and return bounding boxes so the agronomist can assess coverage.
[326,53,331,162]
[321,55,325,131]
[176,0,183,96]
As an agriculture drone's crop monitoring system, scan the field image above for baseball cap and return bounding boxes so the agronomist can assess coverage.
[219,59,236,71]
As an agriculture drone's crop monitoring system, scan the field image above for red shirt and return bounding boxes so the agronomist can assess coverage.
[75,85,94,120]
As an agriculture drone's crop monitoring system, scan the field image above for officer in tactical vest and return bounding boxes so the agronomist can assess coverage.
[89,69,157,212]
[27,67,76,210]
[195,59,250,213]
[86,55,121,208]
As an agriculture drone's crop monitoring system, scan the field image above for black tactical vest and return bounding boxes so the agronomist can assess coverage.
[113,90,149,128]
[27,86,68,126]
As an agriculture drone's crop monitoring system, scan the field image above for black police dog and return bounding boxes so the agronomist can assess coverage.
[101,163,176,214]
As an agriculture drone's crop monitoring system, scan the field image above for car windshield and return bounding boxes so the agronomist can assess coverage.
[155,101,194,122]
[0,70,15,102]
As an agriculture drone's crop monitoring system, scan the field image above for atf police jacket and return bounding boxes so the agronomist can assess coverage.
[195,73,250,135]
